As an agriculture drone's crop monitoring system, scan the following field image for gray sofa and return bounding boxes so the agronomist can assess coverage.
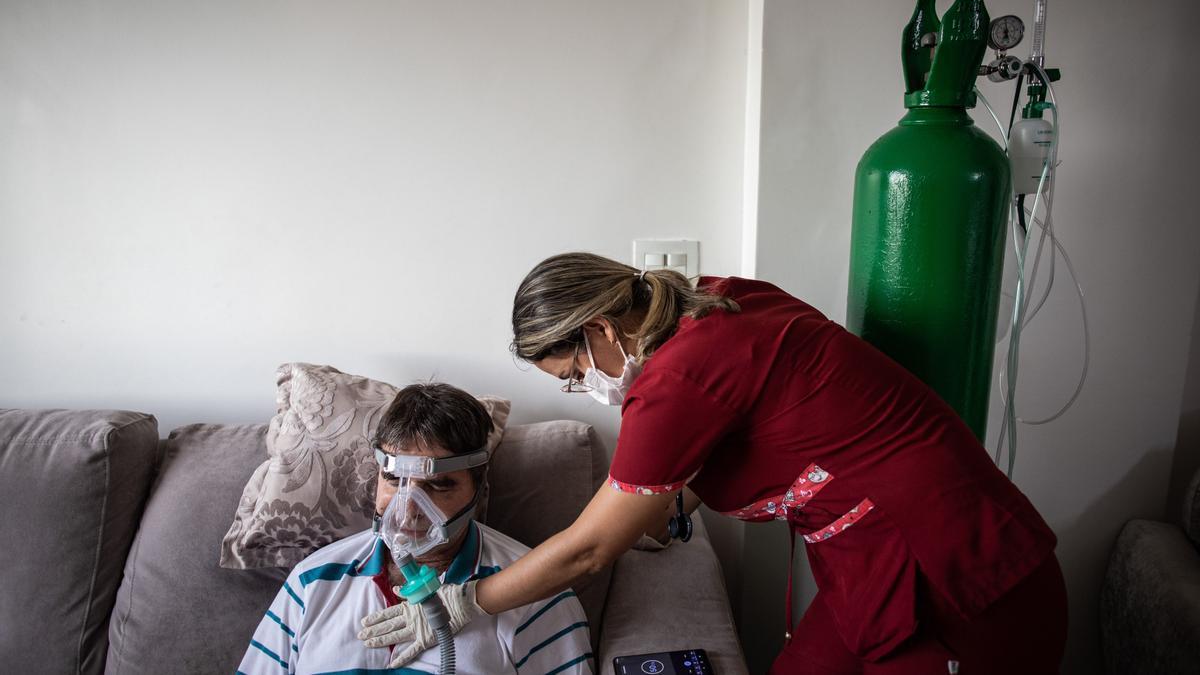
[0,408,746,675]
[1100,467,1200,674]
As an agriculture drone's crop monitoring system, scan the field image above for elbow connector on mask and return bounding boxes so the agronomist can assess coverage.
[393,552,442,605]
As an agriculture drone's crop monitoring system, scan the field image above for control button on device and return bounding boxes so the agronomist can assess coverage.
[641,660,665,674]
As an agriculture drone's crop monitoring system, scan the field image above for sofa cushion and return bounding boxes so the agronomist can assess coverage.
[220,363,510,569]
[106,423,287,675]
[1100,518,1200,674]
[0,409,158,675]
[599,516,747,675]
[486,420,613,652]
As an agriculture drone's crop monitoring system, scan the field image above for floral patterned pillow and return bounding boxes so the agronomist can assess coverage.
[219,363,510,569]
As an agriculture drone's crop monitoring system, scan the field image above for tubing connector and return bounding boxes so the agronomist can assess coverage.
[394,552,441,605]
[393,552,456,675]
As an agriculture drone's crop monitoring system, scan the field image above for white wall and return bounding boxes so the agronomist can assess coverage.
[0,1,747,442]
[0,0,751,427]
[0,0,752,646]
[754,0,1200,672]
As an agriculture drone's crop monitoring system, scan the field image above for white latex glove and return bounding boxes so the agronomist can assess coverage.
[357,580,486,669]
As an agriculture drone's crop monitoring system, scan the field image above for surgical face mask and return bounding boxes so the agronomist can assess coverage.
[582,332,643,406]
[373,446,488,560]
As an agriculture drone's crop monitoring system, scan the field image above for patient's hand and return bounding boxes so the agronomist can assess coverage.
[357,580,485,668]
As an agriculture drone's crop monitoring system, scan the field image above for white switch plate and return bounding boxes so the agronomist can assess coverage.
[633,239,699,279]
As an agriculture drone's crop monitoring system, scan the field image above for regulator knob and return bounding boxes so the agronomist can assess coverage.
[986,55,1023,82]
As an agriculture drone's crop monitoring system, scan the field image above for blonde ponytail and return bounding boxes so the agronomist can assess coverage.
[511,252,739,362]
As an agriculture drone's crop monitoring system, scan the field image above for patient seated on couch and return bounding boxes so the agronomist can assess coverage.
[239,382,593,674]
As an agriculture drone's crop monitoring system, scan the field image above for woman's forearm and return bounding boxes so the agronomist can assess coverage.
[474,522,608,614]
[474,484,674,615]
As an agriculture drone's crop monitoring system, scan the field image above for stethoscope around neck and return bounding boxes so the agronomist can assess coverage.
[668,491,693,542]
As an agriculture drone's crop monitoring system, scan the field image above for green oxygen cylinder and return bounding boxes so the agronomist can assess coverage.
[847,0,1010,441]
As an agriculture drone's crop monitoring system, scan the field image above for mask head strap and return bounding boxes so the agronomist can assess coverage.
[583,331,598,370]
[373,445,490,477]
[438,488,481,541]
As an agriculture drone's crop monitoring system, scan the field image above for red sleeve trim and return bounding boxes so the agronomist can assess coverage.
[606,473,686,495]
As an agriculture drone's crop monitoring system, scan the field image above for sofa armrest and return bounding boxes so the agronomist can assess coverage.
[1100,519,1200,675]
[598,514,746,675]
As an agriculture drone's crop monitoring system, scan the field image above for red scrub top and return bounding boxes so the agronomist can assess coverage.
[608,277,1056,660]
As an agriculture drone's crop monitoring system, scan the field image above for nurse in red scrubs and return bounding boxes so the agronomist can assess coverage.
[410,252,1066,673]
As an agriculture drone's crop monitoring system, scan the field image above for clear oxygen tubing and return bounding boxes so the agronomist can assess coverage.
[975,89,1008,153]
[975,87,1025,473]
[977,60,1089,477]
[1002,204,1090,427]
[1002,63,1089,430]
[1013,73,1062,331]
[998,66,1052,476]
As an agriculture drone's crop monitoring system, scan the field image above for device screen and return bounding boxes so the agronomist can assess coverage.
[612,648,713,675]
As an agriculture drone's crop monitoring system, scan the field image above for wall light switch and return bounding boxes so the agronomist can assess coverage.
[644,253,667,268]
[633,240,699,278]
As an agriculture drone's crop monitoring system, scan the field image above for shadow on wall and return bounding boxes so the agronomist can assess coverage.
[738,519,792,674]
[1167,284,1200,526]
[1057,448,1174,674]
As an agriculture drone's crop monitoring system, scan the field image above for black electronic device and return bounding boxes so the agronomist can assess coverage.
[613,648,714,675]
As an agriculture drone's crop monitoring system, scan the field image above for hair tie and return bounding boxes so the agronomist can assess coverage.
[637,270,648,283]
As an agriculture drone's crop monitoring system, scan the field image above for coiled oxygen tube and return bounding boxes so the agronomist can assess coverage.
[393,552,456,675]
[423,601,456,675]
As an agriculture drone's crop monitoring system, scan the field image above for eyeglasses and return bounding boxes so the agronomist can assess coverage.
[560,341,594,394]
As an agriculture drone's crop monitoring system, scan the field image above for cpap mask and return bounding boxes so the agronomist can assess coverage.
[372,444,490,560]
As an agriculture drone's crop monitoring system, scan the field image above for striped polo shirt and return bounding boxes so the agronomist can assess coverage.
[238,521,593,675]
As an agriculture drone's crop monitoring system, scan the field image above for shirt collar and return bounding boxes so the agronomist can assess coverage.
[443,521,482,585]
[356,535,389,576]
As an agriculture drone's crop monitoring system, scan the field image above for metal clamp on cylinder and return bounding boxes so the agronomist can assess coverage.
[986,55,1023,82]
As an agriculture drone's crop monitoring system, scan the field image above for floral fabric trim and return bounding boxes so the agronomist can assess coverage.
[607,474,687,495]
[722,464,875,545]
[725,463,834,522]
[801,498,875,544]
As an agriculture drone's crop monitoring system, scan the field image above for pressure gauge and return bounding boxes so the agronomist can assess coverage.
[988,15,1025,51]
